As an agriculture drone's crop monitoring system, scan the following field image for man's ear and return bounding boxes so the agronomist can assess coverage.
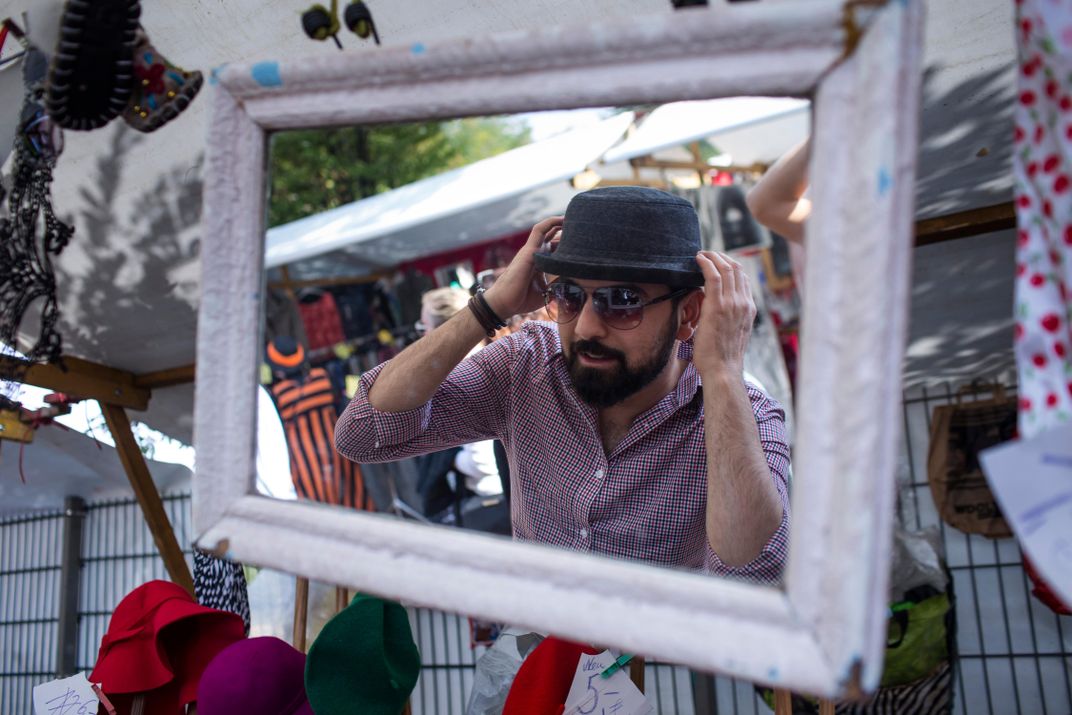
[675,289,704,341]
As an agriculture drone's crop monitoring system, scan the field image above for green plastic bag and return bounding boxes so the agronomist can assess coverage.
[882,588,951,688]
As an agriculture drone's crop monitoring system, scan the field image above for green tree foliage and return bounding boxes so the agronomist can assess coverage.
[267,118,531,227]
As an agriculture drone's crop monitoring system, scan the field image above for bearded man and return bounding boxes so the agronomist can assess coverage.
[335,187,790,583]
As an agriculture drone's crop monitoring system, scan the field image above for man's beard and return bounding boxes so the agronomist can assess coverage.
[565,321,678,408]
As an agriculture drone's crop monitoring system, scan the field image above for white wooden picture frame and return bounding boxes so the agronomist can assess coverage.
[195,0,923,697]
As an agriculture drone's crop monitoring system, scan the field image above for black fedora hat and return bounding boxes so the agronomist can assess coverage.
[534,186,704,288]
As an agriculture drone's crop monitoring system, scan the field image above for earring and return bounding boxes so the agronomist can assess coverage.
[343,1,380,45]
[301,0,342,49]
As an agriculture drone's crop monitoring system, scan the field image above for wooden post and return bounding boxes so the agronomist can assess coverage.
[774,689,793,715]
[819,698,836,715]
[629,657,644,693]
[293,577,310,651]
[100,403,194,595]
[335,586,350,613]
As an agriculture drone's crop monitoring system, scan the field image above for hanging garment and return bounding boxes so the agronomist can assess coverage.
[1013,0,1072,438]
[264,288,309,349]
[329,284,374,340]
[296,290,346,351]
[193,550,251,636]
[270,367,372,509]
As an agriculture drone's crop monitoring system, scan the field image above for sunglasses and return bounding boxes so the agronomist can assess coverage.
[543,282,692,331]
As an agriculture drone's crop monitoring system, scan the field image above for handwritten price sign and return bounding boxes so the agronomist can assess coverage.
[32,673,100,715]
[563,651,652,715]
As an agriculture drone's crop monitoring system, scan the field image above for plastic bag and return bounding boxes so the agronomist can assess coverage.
[465,629,544,715]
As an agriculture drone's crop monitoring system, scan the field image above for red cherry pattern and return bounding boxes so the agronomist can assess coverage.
[1014,2,1072,432]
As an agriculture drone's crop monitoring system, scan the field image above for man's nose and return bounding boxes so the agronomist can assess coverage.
[574,295,608,340]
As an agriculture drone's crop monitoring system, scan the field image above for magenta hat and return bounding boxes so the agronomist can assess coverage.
[197,637,313,715]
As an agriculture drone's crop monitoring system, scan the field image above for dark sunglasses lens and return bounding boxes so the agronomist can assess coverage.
[593,287,644,329]
[545,284,585,323]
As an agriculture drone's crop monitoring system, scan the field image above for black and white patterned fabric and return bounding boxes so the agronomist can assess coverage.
[838,661,953,715]
[193,550,251,636]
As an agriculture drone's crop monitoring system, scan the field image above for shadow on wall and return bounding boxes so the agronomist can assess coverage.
[899,57,1017,390]
[903,229,1017,391]
[54,123,204,373]
[914,64,1015,219]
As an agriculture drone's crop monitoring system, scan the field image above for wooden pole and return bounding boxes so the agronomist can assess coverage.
[293,577,310,651]
[2,356,149,410]
[629,657,645,693]
[99,403,194,595]
[773,689,793,715]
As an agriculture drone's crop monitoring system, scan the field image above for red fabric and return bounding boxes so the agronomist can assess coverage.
[398,231,528,279]
[89,581,246,715]
[502,637,600,715]
[1024,554,1071,615]
[297,292,346,351]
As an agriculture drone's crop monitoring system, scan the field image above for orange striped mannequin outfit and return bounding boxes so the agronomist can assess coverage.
[270,367,372,509]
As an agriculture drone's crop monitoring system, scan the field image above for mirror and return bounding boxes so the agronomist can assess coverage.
[255,101,809,581]
[194,0,923,695]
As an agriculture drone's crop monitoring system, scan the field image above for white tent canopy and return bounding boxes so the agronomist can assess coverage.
[602,97,809,166]
[266,111,635,277]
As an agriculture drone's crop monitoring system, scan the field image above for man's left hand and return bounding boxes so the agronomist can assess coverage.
[693,250,756,377]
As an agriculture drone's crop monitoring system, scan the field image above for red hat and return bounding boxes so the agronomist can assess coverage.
[502,637,600,715]
[89,580,246,715]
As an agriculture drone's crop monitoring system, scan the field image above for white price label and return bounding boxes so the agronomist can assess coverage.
[563,650,653,715]
[32,672,99,715]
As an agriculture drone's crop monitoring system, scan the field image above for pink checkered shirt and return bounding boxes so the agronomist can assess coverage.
[335,322,791,584]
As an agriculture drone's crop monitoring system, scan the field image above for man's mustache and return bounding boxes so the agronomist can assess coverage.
[570,339,626,363]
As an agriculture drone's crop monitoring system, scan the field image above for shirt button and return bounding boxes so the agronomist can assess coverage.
[579,528,588,539]
[594,469,604,479]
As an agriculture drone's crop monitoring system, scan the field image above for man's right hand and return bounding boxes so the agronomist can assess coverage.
[484,216,564,319]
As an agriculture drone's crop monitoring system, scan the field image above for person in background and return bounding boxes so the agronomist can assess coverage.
[745,138,811,295]
[267,336,373,510]
[415,288,507,533]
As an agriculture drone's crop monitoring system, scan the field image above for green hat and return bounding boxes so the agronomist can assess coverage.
[304,594,421,715]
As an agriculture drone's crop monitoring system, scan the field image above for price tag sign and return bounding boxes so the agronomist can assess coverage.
[32,672,100,715]
[981,423,1072,606]
[563,650,653,715]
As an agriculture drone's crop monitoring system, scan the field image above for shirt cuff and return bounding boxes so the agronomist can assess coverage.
[703,508,790,586]
[337,361,432,455]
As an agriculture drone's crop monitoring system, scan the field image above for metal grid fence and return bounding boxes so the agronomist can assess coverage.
[0,511,63,715]
[898,382,1072,715]
[2,381,1070,714]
